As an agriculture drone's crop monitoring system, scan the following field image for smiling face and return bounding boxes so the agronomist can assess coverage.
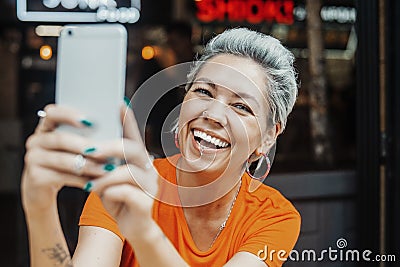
[177,54,274,179]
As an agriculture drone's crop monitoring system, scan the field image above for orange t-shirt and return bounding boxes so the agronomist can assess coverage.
[79,154,301,266]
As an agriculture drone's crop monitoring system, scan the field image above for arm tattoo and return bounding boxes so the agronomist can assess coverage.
[41,243,73,267]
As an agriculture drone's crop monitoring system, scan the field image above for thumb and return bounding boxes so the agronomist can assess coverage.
[120,104,143,142]
[101,184,132,218]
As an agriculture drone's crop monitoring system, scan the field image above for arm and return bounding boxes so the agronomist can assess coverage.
[73,226,123,266]
[128,219,189,267]
[21,105,111,266]
[224,252,267,267]
[25,208,123,267]
[24,203,73,267]
[80,105,188,266]
[90,182,189,267]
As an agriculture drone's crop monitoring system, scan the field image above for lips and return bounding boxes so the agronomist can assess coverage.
[192,129,230,150]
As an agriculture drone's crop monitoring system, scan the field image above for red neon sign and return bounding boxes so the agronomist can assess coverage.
[196,0,294,24]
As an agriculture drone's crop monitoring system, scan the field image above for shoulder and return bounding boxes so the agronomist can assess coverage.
[238,174,301,238]
[235,175,301,265]
[241,174,300,219]
[79,192,125,241]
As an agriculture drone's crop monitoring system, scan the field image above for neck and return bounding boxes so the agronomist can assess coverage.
[179,177,242,251]
[175,158,244,208]
[182,178,242,219]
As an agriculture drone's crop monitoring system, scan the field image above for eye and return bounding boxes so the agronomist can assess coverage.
[232,103,253,114]
[194,88,213,97]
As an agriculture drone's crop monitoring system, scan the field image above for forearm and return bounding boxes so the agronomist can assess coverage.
[128,220,189,267]
[25,203,72,267]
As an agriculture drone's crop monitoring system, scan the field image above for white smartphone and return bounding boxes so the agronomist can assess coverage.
[55,24,127,141]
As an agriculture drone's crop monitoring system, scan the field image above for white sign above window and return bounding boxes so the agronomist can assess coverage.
[17,0,141,23]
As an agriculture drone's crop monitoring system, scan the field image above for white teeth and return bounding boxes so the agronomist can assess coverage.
[216,139,223,147]
[193,130,229,148]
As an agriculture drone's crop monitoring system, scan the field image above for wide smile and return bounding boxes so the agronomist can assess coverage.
[191,128,231,152]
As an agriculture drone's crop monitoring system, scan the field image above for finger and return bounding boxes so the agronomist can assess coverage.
[91,166,135,193]
[91,164,158,197]
[102,184,134,203]
[31,149,106,177]
[120,105,143,142]
[26,165,90,189]
[36,104,91,133]
[86,138,151,167]
[102,184,150,208]
[101,184,152,220]
[27,131,96,156]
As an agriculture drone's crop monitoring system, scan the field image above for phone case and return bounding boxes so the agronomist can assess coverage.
[55,24,127,141]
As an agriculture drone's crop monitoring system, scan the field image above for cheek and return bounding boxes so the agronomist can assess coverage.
[178,96,203,128]
[229,114,263,150]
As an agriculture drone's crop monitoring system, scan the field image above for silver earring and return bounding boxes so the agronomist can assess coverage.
[245,153,271,181]
[202,111,208,117]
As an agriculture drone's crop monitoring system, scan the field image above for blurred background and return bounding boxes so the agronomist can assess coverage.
[0,0,399,266]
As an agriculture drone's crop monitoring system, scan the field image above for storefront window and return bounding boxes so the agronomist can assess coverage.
[190,0,357,172]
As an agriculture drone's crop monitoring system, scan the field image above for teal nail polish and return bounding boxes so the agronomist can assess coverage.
[83,147,96,155]
[103,163,116,172]
[80,119,93,127]
[124,96,132,109]
[83,181,93,192]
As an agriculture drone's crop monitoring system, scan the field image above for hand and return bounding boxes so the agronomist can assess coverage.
[21,104,106,214]
[87,105,160,240]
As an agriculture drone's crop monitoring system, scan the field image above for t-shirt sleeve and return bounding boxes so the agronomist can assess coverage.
[238,191,301,267]
[79,192,125,241]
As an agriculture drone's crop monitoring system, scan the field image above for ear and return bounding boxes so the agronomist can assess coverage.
[251,123,281,162]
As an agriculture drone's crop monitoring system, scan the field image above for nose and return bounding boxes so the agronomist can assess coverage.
[203,99,228,126]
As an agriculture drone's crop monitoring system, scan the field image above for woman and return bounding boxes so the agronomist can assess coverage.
[22,28,300,267]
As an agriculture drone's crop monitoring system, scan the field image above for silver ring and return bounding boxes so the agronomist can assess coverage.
[202,111,208,117]
[73,154,86,176]
[37,110,47,118]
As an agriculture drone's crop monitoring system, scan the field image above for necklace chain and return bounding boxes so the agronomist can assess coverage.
[209,179,242,249]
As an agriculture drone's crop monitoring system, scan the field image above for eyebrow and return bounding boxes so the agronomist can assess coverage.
[193,77,217,89]
[193,77,261,109]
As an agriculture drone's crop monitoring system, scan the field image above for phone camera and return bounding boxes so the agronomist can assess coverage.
[67,30,73,36]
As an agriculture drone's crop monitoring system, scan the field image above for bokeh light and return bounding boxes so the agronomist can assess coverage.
[142,45,155,60]
[40,45,52,60]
